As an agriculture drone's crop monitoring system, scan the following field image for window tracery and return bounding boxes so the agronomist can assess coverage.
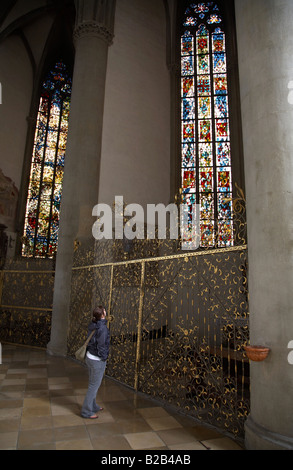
[181,2,233,248]
[22,61,72,258]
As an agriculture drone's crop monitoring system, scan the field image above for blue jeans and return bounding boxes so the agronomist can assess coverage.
[81,356,106,418]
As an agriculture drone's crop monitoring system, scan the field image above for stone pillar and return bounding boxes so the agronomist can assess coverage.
[235,0,293,450]
[47,0,116,356]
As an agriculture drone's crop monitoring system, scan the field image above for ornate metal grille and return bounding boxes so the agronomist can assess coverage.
[0,189,249,439]
[0,259,54,347]
[68,243,249,440]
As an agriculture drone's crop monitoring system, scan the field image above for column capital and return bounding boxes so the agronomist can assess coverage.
[73,21,114,45]
[74,0,116,45]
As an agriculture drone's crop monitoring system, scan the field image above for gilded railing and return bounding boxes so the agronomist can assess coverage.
[0,259,54,347]
[67,243,249,439]
[0,189,249,439]
[67,188,249,439]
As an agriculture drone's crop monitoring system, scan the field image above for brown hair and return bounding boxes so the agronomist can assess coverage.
[92,305,106,323]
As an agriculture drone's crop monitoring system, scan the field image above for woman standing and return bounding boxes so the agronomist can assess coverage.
[81,306,110,419]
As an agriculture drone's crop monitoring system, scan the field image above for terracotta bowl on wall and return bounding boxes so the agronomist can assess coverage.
[244,345,270,362]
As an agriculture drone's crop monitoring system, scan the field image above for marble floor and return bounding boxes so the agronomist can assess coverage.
[0,344,244,451]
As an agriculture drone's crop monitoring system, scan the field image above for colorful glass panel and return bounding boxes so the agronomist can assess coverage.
[218,194,232,219]
[198,120,212,142]
[22,61,72,258]
[197,76,211,95]
[183,193,196,205]
[200,194,214,219]
[182,77,195,97]
[182,55,194,76]
[201,222,215,247]
[182,170,196,193]
[218,220,233,247]
[217,169,232,192]
[195,3,210,14]
[182,98,196,120]
[214,95,228,118]
[197,54,210,75]
[199,119,212,142]
[207,14,222,24]
[181,32,194,55]
[212,33,225,52]
[213,52,226,73]
[196,35,209,55]
[217,142,231,166]
[184,16,197,27]
[182,143,196,168]
[216,119,230,141]
[182,121,195,142]
[181,2,233,248]
[198,97,211,119]
[199,143,213,167]
[199,169,213,192]
[214,74,228,94]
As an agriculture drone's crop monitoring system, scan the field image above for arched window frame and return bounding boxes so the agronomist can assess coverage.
[22,60,72,259]
[176,0,245,250]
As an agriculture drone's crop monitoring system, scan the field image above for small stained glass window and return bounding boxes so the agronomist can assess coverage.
[22,61,72,258]
[180,2,233,248]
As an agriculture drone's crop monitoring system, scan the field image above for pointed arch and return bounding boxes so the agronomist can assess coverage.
[16,7,75,257]
[22,60,72,258]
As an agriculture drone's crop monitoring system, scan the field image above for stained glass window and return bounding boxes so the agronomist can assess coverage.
[22,61,72,258]
[181,2,233,248]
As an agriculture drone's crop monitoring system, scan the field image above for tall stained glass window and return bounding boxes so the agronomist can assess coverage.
[22,61,72,258]
[181,2,233,248]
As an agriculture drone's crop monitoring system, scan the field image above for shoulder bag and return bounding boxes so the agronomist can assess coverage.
[75,330,95,362]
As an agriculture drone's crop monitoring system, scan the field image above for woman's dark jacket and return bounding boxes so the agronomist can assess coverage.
[86,319,110,361]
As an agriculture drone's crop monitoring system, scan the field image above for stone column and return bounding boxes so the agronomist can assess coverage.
[235,0,293,450]
[47,0,116,356]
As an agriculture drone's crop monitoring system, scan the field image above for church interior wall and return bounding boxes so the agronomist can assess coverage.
[0,5,56,192]
[0,34,32,193]
[0,9,57,251]
[0,0,48,35]
[3,0,293,448]
[99,0,171,214]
